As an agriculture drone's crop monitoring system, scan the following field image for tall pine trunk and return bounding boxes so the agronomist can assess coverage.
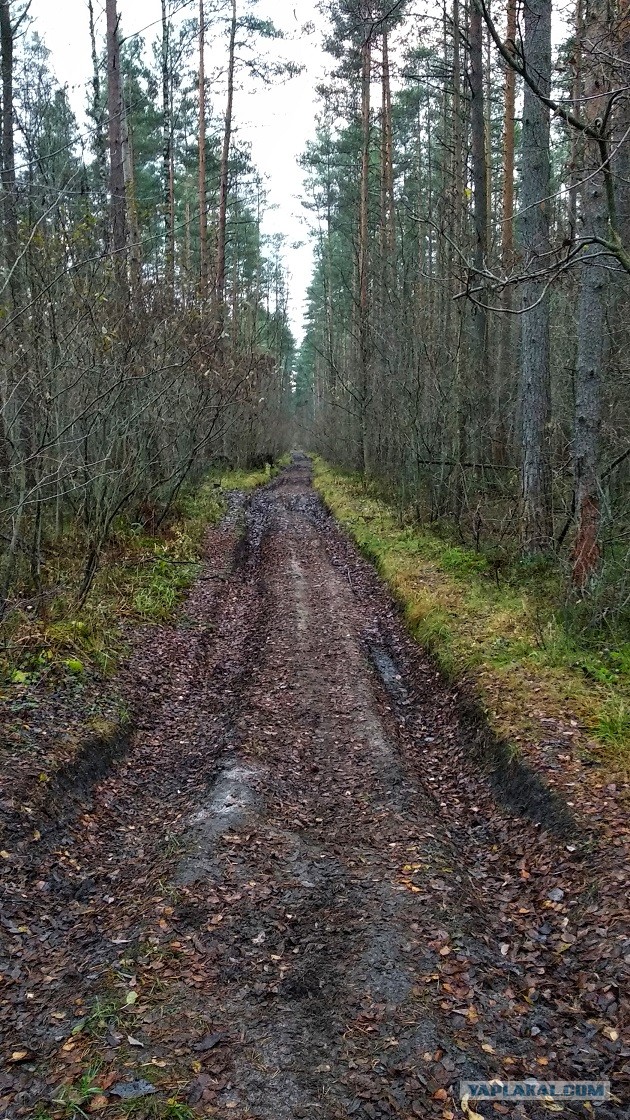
[452,0,467,513]
[572,0,608,585]
[358,16,371,474]
[469,0,489,466]
[88,0,109,249]
[161,0,175,290]
[106,0,127,288]
[1,0,18,306]
[519,0,552,553]
[497,0,517,462]
[216,0,237,329]
[198,0,208,300]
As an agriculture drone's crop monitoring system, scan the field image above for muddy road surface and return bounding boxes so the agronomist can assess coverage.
[1,456,627,1119]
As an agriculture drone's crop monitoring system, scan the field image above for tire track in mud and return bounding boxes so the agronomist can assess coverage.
[169,457,615,1120]
[2,457,626,1119]
[0,495,272,1107]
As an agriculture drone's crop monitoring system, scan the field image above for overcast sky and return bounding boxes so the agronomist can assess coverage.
[29,0,326,341]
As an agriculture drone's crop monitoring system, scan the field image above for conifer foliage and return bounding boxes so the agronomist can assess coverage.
[299,0,630,613]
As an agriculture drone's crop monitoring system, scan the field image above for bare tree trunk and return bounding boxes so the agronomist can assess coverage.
[216,0,237,329]
[378,27,395,458]
[1,0,18,305]
[121,89,142,293]
[198,0,208,300]
[567,0,584,242]
[358,15,372,474]
[572,0,609,585]
[614,0,630,245]
[380,31,395,260]
[496,0,517,461]
[469,0,488,313]
[106,0,127,286]
[452,0,467,513]
[161,0,175,290]
[519,0,552,553]
[88,0,109,248]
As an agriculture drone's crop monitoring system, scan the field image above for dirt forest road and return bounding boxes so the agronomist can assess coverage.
[1,456,628,1119]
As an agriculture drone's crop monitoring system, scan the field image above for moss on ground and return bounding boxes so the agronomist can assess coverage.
[312,458,630,770]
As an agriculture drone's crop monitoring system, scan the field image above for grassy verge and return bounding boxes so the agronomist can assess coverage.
[0,464,276,690]
[312,458,630,770]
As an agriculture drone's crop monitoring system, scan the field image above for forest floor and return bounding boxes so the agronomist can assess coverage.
[0,455,629,1120]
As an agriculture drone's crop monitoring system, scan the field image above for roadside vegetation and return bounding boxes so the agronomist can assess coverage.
[0,465,275,692]
[313,459,630,770]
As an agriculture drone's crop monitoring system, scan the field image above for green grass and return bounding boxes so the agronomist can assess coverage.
[312,458,630,770]
[0,463,280,688]
[50,1063,103,1118]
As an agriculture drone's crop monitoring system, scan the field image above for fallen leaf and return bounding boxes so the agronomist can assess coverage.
[9,1051,31,1063]
[88,1095,109,1112]
[461,1092,486,1120]
[127,1035,144,1047]
[125,991,138,1005]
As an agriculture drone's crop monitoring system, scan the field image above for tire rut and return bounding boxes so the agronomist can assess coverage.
[2,456,625,1119]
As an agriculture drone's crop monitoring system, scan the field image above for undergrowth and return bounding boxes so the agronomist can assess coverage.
[312,458,630,770]
[0,464,276,689]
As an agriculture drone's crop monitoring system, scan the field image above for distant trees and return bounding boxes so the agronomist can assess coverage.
[0,0,294,613]
[300,0,630,621]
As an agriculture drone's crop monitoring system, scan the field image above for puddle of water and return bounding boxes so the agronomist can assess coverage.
[191,764,259,835]
[177,760,262,884]
[369,645,410,705]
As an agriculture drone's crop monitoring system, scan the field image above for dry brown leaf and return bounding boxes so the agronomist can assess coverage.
[88,1095,109,1112]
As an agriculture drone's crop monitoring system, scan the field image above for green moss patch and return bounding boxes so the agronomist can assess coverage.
[312,458,630,771]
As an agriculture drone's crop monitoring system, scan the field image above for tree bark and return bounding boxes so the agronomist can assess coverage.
[1,0,18,305]
[161,0,175,289]
[358,12,372,474]
[106,0,127,286]
[198,0,208,300]
[451,0,467,513]
[216,0,237,328]
[469,0,489,466]
[496,0,517,460]
[469,1,488,303]
[572,0,609,586]
[519,0,552,553]
[121,87,142,293]
[88,0,109,247]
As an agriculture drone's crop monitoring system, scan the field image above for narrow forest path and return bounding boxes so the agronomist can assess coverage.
[1,456,627,1120]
